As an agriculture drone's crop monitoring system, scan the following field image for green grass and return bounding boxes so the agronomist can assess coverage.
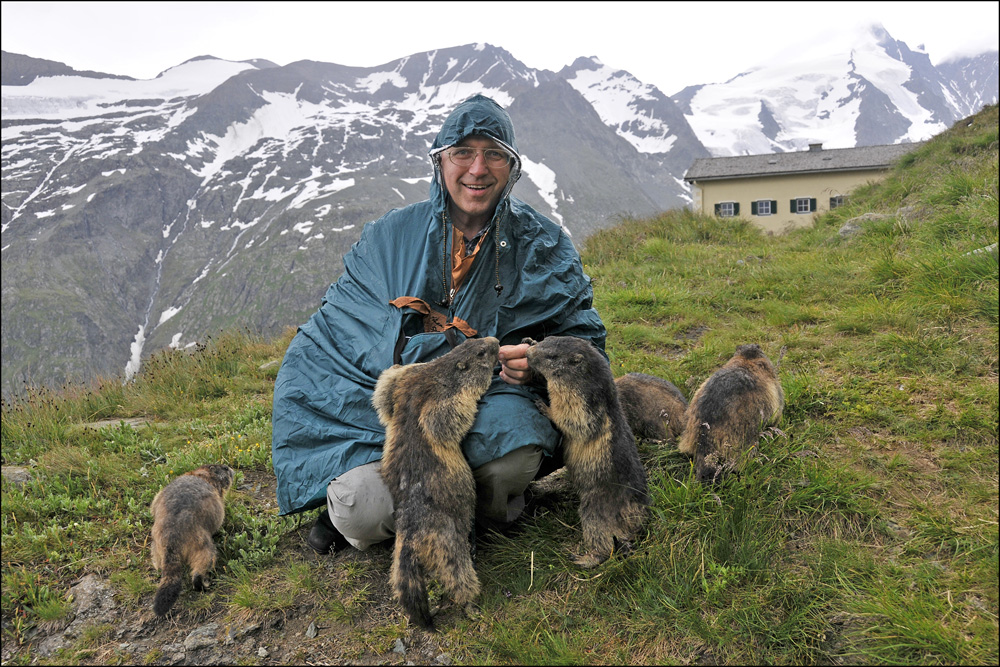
[2,105,997,665]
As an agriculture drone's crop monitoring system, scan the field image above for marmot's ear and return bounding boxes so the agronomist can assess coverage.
[570,352,584,365]
[456,361,467,371]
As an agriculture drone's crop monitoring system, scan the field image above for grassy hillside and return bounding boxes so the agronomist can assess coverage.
[2,104,997,665]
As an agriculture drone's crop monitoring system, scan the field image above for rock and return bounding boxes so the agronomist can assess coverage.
[895,205,919,224]
[224,621,261,645]
[183,623,219,651]
[79,417,150,431]
[393,638,407,654]
[62,574,117,639]
[37,634,67,657]
[839,212,891,237]
[965,242,998,257]
[306,621,318,638]
[258,646,269,658]
[1,465,32,487]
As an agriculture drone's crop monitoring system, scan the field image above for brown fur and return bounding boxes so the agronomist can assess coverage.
[525,336,650,568]
[150,464,234,616]
[678,344,784,483]
[615,372,688,442]
[373,336,500,631]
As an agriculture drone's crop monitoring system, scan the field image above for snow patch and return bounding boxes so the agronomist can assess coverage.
[124,325,145,382]
[158,306,181,325]
[356,70,409,93]
[520,154,564,225]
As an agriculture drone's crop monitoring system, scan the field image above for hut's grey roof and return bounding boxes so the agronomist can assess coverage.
[683,142,924,181]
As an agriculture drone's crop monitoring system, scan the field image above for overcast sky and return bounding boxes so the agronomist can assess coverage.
[2,1,998,96]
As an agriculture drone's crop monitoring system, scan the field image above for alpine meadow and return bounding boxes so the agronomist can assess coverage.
[1,104,997,665]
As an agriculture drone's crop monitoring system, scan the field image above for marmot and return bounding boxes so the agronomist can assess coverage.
[373,336,500,631]
[150,463,234,616]
[678,344,784,483]
[525,336,650,568]
[615,372,688,442]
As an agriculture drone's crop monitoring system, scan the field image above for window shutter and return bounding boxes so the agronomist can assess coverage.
[790,199,796,213]
[771,200,778,212]
[714,203,721,216]
[810,198,817,212]
[751,201,758,215]
[733,202,740,215]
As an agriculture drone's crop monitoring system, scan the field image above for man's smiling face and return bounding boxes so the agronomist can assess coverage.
[440,135,511,233]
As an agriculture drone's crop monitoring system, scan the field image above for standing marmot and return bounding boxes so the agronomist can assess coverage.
[615,372,688,443]
[525,336,650,568]
[373,336,500,631]
[678,344,784,483]
[150,463,234,616]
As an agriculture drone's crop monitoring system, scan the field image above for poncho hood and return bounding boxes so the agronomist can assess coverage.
[428,94,522,212]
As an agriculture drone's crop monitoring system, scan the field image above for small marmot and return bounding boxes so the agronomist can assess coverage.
[150,463,234,616]
[615,372,688,443]
[678,344,784,483]
[525,336,650,568]
[373,336,500,631]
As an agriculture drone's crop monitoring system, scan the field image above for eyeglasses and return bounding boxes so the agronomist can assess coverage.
[445,146,513,168]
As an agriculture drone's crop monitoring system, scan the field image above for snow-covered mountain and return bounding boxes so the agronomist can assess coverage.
[674,23,998,155]
[1,27,997,395]
[1,44,703,394]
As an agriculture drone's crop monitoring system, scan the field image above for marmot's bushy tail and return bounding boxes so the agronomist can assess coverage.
[153,552,184,616]
[393,540,434,630]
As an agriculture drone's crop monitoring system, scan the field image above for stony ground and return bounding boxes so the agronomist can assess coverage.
[3,464,578,666]
[2,468,479,666]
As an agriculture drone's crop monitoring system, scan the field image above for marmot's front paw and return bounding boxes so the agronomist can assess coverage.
[520,337,537,346]
[533,399,551,417]
[572,551,607,569]
[462,602,481,620]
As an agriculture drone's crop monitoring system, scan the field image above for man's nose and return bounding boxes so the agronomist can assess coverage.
[467,152,490,175]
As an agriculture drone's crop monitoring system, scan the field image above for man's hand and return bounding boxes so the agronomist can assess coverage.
[498,343,533,385]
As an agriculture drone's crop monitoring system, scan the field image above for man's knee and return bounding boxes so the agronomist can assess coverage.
[326,462,395,551]
[473,445,544,524]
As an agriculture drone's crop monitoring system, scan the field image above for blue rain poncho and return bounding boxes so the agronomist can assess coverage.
[271,94,606,515]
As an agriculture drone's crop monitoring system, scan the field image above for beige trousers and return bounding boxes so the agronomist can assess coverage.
[326,445,544,551]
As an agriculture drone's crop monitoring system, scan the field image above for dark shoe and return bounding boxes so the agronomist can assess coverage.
[307,509,349,554]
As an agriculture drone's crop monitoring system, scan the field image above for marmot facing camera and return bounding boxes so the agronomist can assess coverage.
[373,336,500,631]
[615,372,688,443]
[678,344,784,483]
[525,336,650,568]
[150,463,234,616]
